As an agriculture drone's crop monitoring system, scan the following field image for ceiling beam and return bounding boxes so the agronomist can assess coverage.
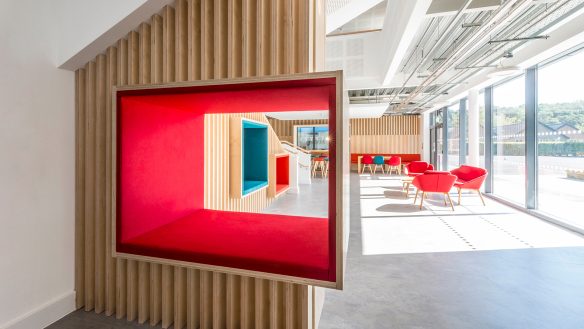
[426,0,501,17]
[326,0,385,34]
[380,0,434,86]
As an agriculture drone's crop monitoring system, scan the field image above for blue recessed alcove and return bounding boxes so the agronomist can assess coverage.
[242,120,268,196]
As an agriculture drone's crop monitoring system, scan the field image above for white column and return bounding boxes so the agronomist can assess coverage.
[467,89,480,166]
[421,112,430,162]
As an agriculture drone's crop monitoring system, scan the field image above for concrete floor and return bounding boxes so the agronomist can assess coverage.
[48,173,584,329]
[318,173,584,329]
[261,176,328,217]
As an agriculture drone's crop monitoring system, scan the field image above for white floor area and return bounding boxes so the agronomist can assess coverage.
[359,173,584,255]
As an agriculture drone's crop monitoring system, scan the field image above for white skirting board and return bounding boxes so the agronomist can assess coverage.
[1,291,75,329]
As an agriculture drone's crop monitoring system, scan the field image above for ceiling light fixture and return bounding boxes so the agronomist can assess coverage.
[487,65,522,78]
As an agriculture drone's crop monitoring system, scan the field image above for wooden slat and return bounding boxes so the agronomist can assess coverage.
[188,0,202,80]
[213,272,227,329]
[138,262,150,324]
[74,68,86,310]
[104,46,117,317]
[150,263,162,326]
[200,271,213,329]
[186,269,200,329]
[115,37,128,321]
[149,13,163,328]
[202,0,214,79]
[174,267,187,329]
[176,0,189,82]
[94,54,107,314]
[226,275,240,329]
[161,265,174,328]
[84,60,96,312]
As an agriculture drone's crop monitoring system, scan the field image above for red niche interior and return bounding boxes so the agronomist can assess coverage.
[116,77,338,283]
[275,154,290,194]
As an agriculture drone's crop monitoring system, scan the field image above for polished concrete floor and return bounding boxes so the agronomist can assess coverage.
[261,176,328,217]
[318,173,584,329]
[48,173,584,329]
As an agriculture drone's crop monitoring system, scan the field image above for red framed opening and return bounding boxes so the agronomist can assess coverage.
[115,76,339,285]
[275,154,290,195]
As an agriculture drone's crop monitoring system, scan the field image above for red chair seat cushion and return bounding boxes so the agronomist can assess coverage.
[118,209,330,281]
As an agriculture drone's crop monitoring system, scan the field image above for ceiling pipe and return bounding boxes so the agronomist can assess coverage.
[414,0,577,112]
[385,0,476,113]
[394,0,534,112]
[487,35,550,43]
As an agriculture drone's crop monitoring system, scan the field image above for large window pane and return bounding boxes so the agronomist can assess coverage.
[296,125,329,150]
[493,75,526,205]
[436,110,444,170]
[538,50,584,228]
[447,103,460,170]
[479,92,485,168]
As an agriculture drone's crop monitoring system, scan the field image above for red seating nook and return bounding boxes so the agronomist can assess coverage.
[350,153,420,167]
[115,75,341,287]
[450,165,488,206]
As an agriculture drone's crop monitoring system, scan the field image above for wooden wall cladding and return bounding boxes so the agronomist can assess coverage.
[268,116,421,154]
[75,0,324,328]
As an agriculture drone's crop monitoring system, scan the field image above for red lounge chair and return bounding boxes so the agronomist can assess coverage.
[385,156,402,175]
[404,161,434,177]
[450,165,488,205]
[412,171,457,211]
[361,155,374,174]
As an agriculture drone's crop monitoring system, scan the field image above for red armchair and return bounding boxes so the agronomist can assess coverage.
[385,156,402,175]
[361,155,374,174]
[450,165,488,205]
[404,161,434,177]
[412,171,457,210]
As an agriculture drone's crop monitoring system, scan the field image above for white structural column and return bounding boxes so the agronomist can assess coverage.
[421,112,430,162]
[467,89,480,166]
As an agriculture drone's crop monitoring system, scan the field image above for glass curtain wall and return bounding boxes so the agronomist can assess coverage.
[447,103,460,170]
[537,49,584,228]
[479,92,485,168]
[435,110,444,170]
[492,75,526,205]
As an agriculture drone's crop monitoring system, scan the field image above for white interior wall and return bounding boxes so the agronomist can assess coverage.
[0,1,75,328]
[54,0,148,67]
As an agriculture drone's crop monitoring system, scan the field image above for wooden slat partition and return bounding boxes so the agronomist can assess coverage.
[267,116,422,154]
[74,1,324,328]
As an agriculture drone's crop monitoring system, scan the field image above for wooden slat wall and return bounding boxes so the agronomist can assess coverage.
[267,116,421,154]
[75,1,323,328]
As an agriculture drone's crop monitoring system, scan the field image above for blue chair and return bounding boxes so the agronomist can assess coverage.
[373,155,385,174]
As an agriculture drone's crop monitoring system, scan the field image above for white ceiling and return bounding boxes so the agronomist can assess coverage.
[326,0,584,114]
[265,103,386,120]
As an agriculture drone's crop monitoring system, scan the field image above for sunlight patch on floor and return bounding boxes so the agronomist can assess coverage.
[359,173,584,255]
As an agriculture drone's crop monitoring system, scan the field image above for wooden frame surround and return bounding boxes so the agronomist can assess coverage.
[111,71,346,289]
